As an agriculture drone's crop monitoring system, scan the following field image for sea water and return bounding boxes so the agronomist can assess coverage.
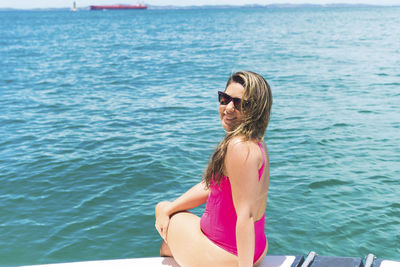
[0,6,399,266]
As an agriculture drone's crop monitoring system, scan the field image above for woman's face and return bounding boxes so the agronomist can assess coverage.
[219,82,246,131]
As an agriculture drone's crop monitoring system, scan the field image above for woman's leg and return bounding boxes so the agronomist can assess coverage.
[160,240,172,257]
[166,211,238,267]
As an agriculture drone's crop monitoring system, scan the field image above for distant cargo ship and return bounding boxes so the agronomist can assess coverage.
[90,4,147,10]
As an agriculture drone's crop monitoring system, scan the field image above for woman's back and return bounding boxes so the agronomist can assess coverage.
[200,138,269,263]
[255,141,270,221]
[225,138,269,220]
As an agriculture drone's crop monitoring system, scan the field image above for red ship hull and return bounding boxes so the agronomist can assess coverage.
[90,4,147,10]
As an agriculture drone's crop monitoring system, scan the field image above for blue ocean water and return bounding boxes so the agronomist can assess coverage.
[0,6,399,266]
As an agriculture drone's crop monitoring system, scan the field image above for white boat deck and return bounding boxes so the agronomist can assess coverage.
[22,255,298,267]
[21,255,400,267]
[380,261,400,267]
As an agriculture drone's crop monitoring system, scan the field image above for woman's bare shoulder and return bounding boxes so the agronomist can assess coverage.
[226,137,261,165]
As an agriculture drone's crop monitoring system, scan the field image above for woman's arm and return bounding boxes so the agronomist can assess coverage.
[226,138,261,267]
[161,181,209,215]
[155,181,209,241]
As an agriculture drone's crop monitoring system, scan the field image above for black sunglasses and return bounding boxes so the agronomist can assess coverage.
[218,91,250,110]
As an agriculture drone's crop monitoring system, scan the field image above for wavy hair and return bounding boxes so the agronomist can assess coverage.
[202,71,273,188]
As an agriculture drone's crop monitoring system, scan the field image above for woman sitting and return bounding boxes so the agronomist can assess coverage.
[155,71,273,267]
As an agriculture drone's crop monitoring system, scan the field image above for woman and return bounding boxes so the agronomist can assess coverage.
[155,71,273,267]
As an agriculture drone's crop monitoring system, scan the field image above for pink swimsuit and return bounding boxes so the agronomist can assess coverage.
[200,142,267,263]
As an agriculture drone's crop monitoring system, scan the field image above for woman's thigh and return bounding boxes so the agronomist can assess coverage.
[166,212,238,267]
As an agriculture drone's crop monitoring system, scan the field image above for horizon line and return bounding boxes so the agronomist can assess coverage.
[1,2,400,10]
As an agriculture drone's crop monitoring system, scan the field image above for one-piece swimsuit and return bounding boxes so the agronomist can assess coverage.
[200,142,267,263]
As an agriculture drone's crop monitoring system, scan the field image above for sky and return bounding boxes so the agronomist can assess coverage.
[0,0,400,9]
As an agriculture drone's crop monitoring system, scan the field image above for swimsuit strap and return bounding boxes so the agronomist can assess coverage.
[258,142,265,181]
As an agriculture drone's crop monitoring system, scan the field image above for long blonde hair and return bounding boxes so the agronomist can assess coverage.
[202,71,273,188]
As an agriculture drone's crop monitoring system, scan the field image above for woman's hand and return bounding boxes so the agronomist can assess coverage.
[154,182,209,242]
[155,201,172,242]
